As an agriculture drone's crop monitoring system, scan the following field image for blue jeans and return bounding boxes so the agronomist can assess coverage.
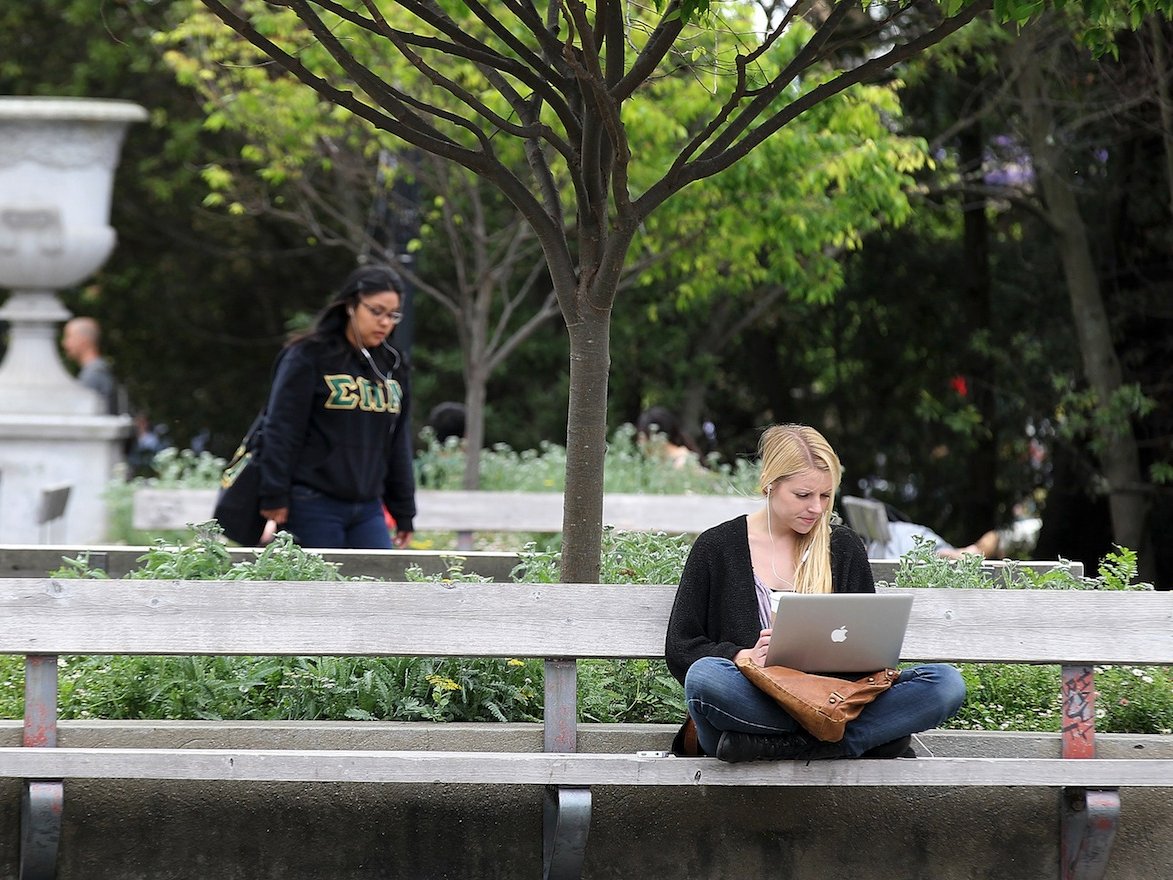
[684,656,966,757]
[284,485,393,550]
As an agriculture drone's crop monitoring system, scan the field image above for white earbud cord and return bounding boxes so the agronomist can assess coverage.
[349,310,401,385]
[349,311,402,436]
[766,483,810,592]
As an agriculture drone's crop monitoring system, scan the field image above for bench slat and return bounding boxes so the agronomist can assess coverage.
[0,747,1169,787]
[1,580,1171,664]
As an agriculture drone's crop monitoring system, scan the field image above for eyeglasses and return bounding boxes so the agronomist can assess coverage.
[358,300,403,323]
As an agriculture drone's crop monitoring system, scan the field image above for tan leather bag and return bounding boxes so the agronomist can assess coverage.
[736,658,900,742]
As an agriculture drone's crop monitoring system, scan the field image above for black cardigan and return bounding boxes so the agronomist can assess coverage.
[664,517,874,684]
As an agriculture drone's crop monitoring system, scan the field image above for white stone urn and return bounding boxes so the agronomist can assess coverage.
[0,96,148,413]
[0,96,146,542]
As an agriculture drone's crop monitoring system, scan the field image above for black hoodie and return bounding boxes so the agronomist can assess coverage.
[258,336,415,532]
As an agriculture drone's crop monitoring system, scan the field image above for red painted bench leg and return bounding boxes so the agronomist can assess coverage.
[1059,665,1119,880]
[21,655,62,880]
[1061,788,1120,880]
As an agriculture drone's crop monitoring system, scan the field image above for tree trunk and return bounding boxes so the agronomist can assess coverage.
[560,303,613,584]
[1014,32,1150,556]
[958,99,999,540]
[462,369,488,491]
[1150,17,1173,219]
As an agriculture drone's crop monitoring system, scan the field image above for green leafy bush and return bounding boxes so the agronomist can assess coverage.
[882,539,1171,734]
[24,533,543,723]
[415,423,759,496]
[410,424,759,550]
[104,447,227,544]
[882,536,1155,591]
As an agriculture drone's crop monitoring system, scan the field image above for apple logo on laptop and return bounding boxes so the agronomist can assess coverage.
[831,626,849,643]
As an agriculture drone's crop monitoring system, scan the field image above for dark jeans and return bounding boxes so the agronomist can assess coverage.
[684,656,966,756]
[285,484,392,550]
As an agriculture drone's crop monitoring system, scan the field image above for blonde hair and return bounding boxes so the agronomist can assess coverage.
[758,424,843,594]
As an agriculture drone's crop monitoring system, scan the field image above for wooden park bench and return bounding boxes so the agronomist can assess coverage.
[2,575,1171,880]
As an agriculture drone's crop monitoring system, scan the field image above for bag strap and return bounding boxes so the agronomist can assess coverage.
[242,346,292,447]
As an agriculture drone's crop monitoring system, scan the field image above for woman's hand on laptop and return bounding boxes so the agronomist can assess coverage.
[735,628,772,666]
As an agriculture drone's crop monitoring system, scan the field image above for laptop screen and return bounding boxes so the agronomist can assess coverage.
[764,592,914,673]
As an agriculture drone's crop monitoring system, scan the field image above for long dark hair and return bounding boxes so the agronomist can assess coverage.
[288,263,406,350]
[636,406,700,453]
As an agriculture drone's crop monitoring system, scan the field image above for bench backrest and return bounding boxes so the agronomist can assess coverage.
[2,579,1170,666]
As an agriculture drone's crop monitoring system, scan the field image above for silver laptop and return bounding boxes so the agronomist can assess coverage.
[764,593,914,673]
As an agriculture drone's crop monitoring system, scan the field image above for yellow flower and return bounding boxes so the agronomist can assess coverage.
[426,674,460,692]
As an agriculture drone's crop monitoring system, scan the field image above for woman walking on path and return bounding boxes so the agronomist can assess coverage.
[259,264,416,549]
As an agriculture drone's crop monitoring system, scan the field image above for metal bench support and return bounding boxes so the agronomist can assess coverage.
[20,781,63,880]
[1059,664,1119,880]
[542,786,591,880]
[20,654,62,880]
[542,659,591,880]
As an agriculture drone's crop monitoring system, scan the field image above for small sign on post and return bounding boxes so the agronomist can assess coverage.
[36,483,71,542]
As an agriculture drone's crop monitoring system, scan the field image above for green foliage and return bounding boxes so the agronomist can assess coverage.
[404,555,497,584]
[105,447,228,545]
[578,658,687,724]
[415,423,758,496]
[948,663,1066,731]
[53,527,347,582]
[880,538,1168,734]
[515,528,691,723]
[41,653,545,724]
[410,424,759,551]
[43,535,540,723]
[945,662,1173,735]
[880,536,1154,590]
[518,526,693,586]
[1094,664,1173,734]
[1151,462,1173,485]
[1052,378,1157,457]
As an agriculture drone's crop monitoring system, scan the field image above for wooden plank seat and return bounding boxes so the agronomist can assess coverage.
[4,747,1172,788]
[2,577,1171,880]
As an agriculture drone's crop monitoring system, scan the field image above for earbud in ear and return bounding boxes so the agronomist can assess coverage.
[347,308,355,316]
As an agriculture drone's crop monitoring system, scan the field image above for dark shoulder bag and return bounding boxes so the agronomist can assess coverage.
[213,349,289,546]
[213,409,267,546]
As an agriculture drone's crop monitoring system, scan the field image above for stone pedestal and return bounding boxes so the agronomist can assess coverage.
[0,415,129,543]
[0,97,146,543]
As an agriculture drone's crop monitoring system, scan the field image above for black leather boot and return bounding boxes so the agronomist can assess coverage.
[862,735,916,759]
[715,730,849,763]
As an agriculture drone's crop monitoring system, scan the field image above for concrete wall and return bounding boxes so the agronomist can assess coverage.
[2,722,1171,880]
